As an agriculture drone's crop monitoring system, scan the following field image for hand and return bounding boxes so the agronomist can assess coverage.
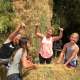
[35,25,39,28]
[63,64,71,70]
[16,25,21,31]
[64,63,69,68]
[26,64,37,70]
[56,60,60,64]
[32,64,37,69]
[20,23,26,29]
[16,23,26,31]
[59,27,64,32]
[35,23,39,28]
[64,64,67,67]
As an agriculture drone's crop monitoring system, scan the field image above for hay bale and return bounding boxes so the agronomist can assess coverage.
[22,64,76,80]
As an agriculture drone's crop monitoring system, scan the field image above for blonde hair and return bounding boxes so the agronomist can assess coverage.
[71,32,79,39]
[47,27,55,32]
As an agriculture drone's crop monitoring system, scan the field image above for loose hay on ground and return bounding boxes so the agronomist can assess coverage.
[22,64,78,80]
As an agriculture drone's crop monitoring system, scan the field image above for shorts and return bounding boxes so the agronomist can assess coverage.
[64,59,77,67]
[7,73,21,80]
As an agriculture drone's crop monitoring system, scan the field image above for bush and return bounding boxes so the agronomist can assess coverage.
[0,0,15,44]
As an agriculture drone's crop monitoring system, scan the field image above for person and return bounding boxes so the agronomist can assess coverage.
[53,39,63,58]
[57,33,79,67]
[7,37,36,80]
[0,22,26,66]
[35,25,64,64]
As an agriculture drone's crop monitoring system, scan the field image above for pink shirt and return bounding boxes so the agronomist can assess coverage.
[39,36,53,58]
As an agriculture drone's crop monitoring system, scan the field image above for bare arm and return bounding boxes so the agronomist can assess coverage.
[21,50,36,69]
[8,26,22,40]
[35,25,44,39]
[57,44,67,63]
[53,28,64,41]
[64,47,79,66]
[4,25,25,43]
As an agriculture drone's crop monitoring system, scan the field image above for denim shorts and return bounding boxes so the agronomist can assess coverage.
[7,73,21,80]
[64,59,77,67]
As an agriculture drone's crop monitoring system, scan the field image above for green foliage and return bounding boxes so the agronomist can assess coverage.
[0,0,13,13]
[0,0,15,44]
[0,0,14,34]
[53,0,80,33]
[0,16,10,33]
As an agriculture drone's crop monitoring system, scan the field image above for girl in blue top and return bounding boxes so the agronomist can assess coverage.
[57,33,79,67]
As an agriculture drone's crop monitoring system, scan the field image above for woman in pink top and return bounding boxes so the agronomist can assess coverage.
[35,25,64,64]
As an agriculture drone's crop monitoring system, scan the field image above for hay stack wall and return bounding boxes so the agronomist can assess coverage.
[12,1,80,80]
[12,0,53,50]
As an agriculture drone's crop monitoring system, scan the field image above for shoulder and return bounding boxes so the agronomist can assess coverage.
[75,44,79,50]
[4,38,11,44]
[14,48,23,58]
[64,42,69,48]
[16,48,23,54]
[42,36,46,40]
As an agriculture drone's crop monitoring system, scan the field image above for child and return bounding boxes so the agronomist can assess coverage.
[7,37,35,80]
[57,33,79,67]
[35,25,64,64]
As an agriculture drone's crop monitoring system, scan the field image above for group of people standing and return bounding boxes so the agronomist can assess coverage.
[0,23,35,80]
[0,22,79,80]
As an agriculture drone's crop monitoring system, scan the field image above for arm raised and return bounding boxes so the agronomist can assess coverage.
[53,27,64,41]
[35,25,44,39]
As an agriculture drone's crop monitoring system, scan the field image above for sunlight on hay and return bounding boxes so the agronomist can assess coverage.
[22,64,76,80]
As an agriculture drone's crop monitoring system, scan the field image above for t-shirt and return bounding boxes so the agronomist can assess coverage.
[7,48,27,76]
[65,45,77,60]
[0,39,20,59]
[65,43,78,65]
[39,36,53,58]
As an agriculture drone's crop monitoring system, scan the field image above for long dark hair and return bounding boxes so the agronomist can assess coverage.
[19,37,28,48]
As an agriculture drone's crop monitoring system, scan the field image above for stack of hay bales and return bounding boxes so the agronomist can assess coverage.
[12,0,53,50]
[22,64,76,80]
